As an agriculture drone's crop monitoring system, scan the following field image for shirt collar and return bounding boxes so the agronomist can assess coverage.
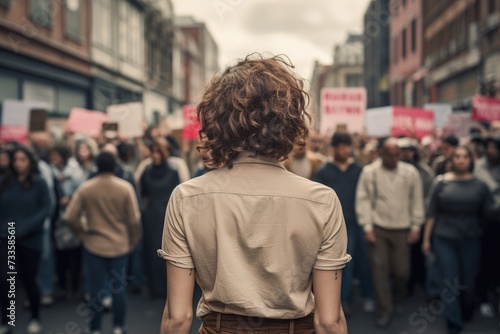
[231,151,285,169]
[331,158,354,169]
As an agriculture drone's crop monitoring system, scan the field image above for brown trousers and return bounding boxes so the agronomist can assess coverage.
[369,226,410,316]
[199,313,315,334]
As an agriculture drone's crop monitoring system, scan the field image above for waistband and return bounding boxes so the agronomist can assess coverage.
[373,225,411,232]
[202,312,314,333]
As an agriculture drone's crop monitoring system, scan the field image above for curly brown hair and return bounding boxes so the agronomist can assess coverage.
[197,54,311,169]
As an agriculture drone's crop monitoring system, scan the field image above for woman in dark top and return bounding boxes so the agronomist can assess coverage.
[140,137,180,299]
[422,146,497,334]
[0,146,50,334]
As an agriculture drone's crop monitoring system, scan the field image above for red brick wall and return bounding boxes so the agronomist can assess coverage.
[389,0,423,83]
[0,0,90,75]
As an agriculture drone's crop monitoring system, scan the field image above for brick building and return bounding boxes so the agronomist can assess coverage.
[389,0,425,107]
[423,0,500,107]
[0,0,91,117]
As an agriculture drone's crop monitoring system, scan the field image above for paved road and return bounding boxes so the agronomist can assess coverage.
[9,286,499,333]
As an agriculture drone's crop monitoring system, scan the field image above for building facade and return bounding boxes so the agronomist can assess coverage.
[90,0,146,112]
[143,0,174,126]
[309,61,333,130]
[0,0,91,117]
[364,0,390,108]
[477,0,500,98]
[390,0,424,107]
[423,0,500,107]
[174,16,219,106]
[331,34,364,88]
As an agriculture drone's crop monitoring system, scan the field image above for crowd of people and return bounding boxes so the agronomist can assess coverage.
[292,129,500,334]
[0,83,500,334]
[0,123,500,334]
[0,130,197,334]
[0,119,500,334]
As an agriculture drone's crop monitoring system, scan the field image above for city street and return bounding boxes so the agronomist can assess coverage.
[11,286,499,334]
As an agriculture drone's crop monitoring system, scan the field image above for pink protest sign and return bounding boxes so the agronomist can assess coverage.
[391,106,435,139]
[472,96,500,122]
[182,105,200,140]
[66,108,109,137]
[0,125,28,143]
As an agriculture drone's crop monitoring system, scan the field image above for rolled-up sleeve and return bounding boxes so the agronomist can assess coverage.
[157,187,195,269]
[314,192,352,271]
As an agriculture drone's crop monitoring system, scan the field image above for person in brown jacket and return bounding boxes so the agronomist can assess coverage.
[64,152,141,334]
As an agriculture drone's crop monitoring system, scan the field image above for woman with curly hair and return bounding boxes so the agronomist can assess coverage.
[158,54,350,334]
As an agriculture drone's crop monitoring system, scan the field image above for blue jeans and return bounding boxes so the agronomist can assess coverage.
[433,236,480,328]
[342,222,373,303]
[84,249,128,331]
[128,237,144,288]
[425,252,442,298]
[38,219,54,295]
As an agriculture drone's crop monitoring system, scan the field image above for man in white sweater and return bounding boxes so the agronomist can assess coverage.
[355,138,424,328]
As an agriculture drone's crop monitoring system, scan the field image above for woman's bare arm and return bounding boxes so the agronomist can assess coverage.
[160,263,196,334]
[313,269,348,334]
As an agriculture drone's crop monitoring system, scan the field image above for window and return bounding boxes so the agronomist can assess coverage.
[93,0,112,50]
[0,0,12,9]
[392,36,396,63]
[23,81,55,110]
[489,0,496,13]
[402,28,407,59]
[153,111,160,126]
[30,0,52,28]
[119,2,128,59]
[0,74,19,101]
[474,0,481,21]
[119,1,144,66]
[411,19,417,53]
[346,74,362,87]
[64,0,82,42]
[57,88,86,114]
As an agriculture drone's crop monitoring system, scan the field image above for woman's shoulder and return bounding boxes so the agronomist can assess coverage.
[33,174,48,187]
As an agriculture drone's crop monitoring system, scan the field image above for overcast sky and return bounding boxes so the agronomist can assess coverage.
[172,0,373,81]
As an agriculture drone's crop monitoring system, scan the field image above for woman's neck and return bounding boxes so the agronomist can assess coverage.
[451,171,472,180]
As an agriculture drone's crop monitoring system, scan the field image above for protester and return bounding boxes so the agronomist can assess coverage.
[0,146,51,334]
[314,132,374,316]
[283,143,324,179]
[72,140,96,179]
[140,137,180,299]
[49,144,86,299]
[134,137,190,185]
[356,138,424,328]
[397,137,435,295]
[432,135,459,175]
[36,156,58,306]
[64,152,141,334]
[423,146,499,334]
[474,136,500,318]
[308,130,328,162]
[158,55,350,334]
[0,149,9,177]
[85,143,140,304]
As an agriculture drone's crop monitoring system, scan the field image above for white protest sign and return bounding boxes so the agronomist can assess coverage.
[320,87,366,138]
[107,102,144,138]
